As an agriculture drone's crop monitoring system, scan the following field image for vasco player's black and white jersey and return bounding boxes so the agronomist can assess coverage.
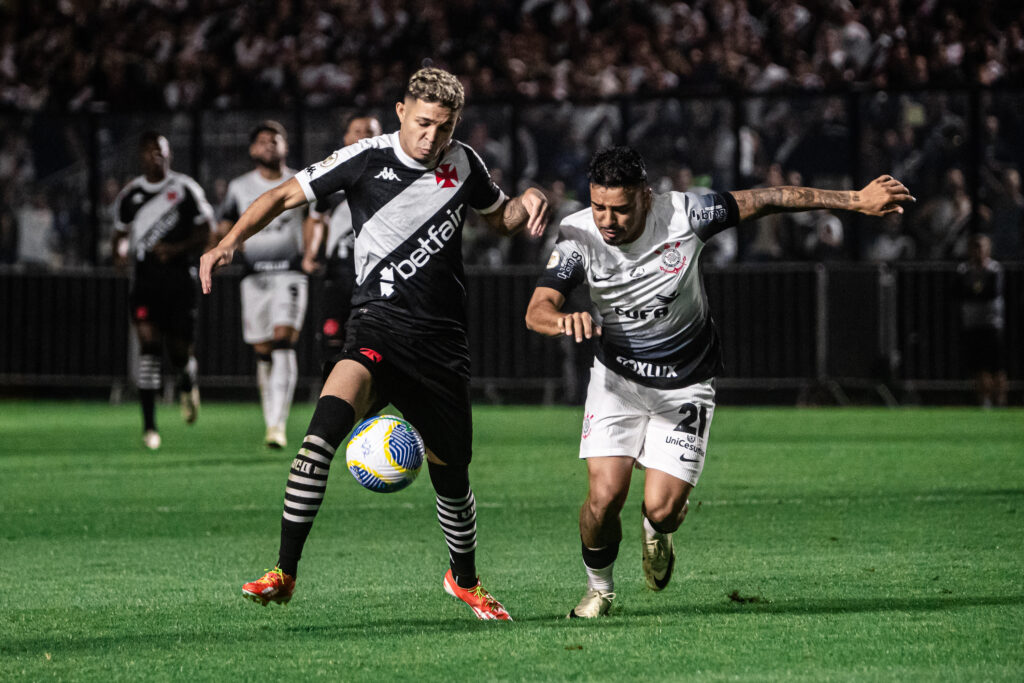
[114,170,214,271]
[310,192,355,279]
[295,132,506,334]
[221,168,305,273]
[537,190,739,389]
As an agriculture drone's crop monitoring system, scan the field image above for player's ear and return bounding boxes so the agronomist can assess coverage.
[395,101,405,122]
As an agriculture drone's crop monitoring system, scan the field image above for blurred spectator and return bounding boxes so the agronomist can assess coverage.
[982,167,1024,260]
[865,213,916,263]
[912,168,972,260]
[14,188,58,267]
[956,234,1008,407]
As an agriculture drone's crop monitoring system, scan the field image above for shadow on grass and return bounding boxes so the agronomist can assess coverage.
[6,593,1024,656]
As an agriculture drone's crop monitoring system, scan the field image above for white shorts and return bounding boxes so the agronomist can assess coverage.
[580,359,716,486]
[240,271,308,344]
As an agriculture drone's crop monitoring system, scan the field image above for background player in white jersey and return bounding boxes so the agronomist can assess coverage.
[113,131,215,450]
[218,120,309,449]
[301,113,383,368]
[526,146,914,618]
[200,68,550,620]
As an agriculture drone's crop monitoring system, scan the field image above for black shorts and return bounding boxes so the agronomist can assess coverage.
[329,315,473,466]
[129,267,198,342]
[962,328,1006,374]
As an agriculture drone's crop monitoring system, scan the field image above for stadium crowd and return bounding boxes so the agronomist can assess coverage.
[2,0,1023,110]
[1,0,1023,267]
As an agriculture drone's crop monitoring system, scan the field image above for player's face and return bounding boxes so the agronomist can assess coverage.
[140,137,171,179]
[249,131,287,167]
[396,97,459,167]
[343,117,382,146]
[589,184,651,246]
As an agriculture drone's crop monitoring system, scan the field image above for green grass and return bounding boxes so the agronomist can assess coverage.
[1,401,1022,681]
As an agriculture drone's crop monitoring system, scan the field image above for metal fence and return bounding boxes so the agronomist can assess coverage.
[1,263,1018,404]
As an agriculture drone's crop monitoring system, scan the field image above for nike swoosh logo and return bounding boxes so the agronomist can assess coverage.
[592,274,613,282]
[678,455,701,463]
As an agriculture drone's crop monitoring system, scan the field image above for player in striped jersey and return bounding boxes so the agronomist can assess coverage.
[526,147,914,617]
[201,68,550,620]
[112,131,216,450]
[218,120,309,450]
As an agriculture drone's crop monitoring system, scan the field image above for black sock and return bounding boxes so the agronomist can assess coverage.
[581,542,619,570]
[276,395,355,577]
[430,463,478,588]
[140,389,157,431]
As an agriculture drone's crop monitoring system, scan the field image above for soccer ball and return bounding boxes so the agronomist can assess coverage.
[345,415,425,493]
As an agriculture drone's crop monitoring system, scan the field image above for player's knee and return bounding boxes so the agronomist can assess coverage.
[586,484,628,519]
[644,498,688,529]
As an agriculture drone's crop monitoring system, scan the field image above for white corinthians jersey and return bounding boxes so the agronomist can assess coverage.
[296,132,505,334]
[538,190,739,388]
[220,168,305,272]
[114,170,214,270]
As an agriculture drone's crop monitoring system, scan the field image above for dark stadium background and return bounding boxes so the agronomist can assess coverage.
[0,0,1021,405]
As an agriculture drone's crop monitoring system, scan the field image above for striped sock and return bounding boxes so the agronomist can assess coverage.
[138,352,161,431]
[436,489,478,588]
[277,396,355,577]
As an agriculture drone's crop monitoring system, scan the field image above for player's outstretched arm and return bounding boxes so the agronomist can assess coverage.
[199,177,308,294]
[483,187,551,237]
[526,286,601,343]
[731,175,915,222]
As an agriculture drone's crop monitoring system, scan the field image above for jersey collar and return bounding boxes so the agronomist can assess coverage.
[390,132,451,171]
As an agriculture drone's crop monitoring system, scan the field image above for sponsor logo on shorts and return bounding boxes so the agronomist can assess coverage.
[615,356,678,378]
[359,348,382,363]
[582,412,594,439]
[664,434,704,462]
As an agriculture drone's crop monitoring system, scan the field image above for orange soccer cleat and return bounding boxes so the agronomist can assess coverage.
[242,567,295,606]
[443,569,512,621]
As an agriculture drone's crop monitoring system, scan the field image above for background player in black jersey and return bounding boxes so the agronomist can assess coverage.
[301,113,383,368]
[200,68,550,620]
[526,146,914,618]
[956,234,1008,407]
[112,131,215,450]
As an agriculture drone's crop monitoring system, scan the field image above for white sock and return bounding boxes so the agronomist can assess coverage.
[257,358,273,428]
[269,348,298,429]
[643,516,668,539]
[584,552,614,592]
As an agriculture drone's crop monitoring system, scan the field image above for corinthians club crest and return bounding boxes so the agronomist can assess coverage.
[655,241,687,274]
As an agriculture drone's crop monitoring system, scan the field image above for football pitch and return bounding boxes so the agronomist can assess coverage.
[1,401,1022,681]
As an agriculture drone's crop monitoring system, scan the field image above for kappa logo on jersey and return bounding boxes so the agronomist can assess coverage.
[615,355,679,379]
[384,203,464,281]
[691,204,728,223]
[654,242,687,274]
[375,167,400,181]
[434,163,459,188]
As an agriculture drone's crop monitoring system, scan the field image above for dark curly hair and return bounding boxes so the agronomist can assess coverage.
[587,146,647,188]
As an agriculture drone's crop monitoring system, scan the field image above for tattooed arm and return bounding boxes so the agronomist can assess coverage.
[732,175,915,222]
[483,187,551,237]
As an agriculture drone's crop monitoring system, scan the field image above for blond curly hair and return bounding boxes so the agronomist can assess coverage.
[405,67,465,112]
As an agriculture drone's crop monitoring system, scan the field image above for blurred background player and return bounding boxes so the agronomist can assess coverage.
[201,67,550,620]
[301,113,383,367]
[526,147,914,618]
[112,131,215,450]
[956,234,1008,407]
[218,121,309,449]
